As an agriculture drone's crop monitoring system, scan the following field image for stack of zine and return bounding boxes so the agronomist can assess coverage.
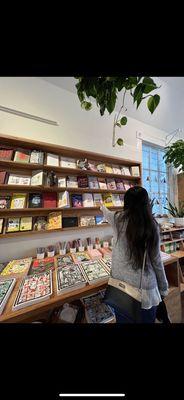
[80,260,109,284]
[56,264,87,294]
[99,257,112,272]
[82,291,115,323]
[13,271,52,310]
[0,278,16,315]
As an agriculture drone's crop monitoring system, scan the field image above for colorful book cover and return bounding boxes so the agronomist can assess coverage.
[88,176,99,189]
[80,260,109,282]
[14,150,30,163]
[80,216,96,226]
[46,153,59,166]
[105,164,113,173]
[76,159,89,170]
[30,150,44,164]
[95,215,108,225]
[119,194,125,205]
[47,212,62,230]
[112,165,122,175]
[57,264,86,293]
[0,171,7,184]
[57,254,74,267]
[106,178,117,190]
[43,192,57,208]
[102,193,113,207]
[66,175,78,188]
[96,163,106,173]
[82,193,94,207]
[1,258,32,276]
[82,291,114,323]
[0,278,16,315]
[72,252,91,263]
[28,193,42,208]
[87,249,102,260]
[31,170,44,186]
[34,217,48,231]
[10,193,27,209]
[7,174,31,185]
[123,181,131,190]
[0,218,4,233]
[58,177,66,187]
[58,191,70,208]
[20,217,33,231]
[62,217,78,228]
[6,218,20,232]
[77,176,88,188]
[131,166,140,176]
[93,193,103,207]
[88,160,97,171]
[98,178,107,190]
[0,195,11,209]
[60,157,77,169]
[71,194,83,208]
[121,166,131,176]
[0,148,13,161]
[112,194,122,207]
[28,257,55,275]
[115,179,125,190]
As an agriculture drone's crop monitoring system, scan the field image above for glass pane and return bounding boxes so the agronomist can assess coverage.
[158,150,167,172]
[142,146,149,169]
[160,172,167,194]
[150,171,159,193]
[143,169,150,192]
[150,148,158,171]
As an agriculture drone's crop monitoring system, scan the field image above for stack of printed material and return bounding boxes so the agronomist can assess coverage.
[99,247,112,259]
[80,260,109,284]
[99,257,112,272]
[56,254,74,267]
[56,264,87,294]
[82,291,115,323]
[87,248,102,260]
[0,258,32,276]
[13,271,52,310]
[160,251,172,262]
[0,278,16,315]
[72,252,91,263]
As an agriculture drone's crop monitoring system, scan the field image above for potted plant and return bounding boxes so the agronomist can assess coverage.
[164,201,184,226]
[164,140,184,172]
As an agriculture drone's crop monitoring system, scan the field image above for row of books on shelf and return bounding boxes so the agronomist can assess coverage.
[0,191,125,210]
[0,146,140,176]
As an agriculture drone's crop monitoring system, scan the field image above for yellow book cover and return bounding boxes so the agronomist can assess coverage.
[1,258,32,276]
[20,217,33,231]
[47,212,62,230]
[105,164,113,173]
[103,193,113,207]
[10,193,27,209]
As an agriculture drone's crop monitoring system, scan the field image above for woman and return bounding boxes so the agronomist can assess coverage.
[100,186,168,323]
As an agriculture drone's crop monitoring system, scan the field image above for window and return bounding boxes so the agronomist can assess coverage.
[142,142,168,215]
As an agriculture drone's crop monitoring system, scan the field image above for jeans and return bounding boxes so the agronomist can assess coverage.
[114,306,157,323]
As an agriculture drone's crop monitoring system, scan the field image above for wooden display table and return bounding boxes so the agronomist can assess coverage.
[0,255,182,323]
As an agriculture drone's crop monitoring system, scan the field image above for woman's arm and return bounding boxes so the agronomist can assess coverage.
[100,204,116,226]
[150,225,169,297]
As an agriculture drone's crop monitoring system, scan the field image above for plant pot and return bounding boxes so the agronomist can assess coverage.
[174,217,184,227]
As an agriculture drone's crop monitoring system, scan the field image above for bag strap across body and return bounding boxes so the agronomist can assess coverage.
[108,248,147,304]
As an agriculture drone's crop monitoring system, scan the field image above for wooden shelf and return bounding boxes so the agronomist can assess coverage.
[0,205,123,216]
[0,184,127,194]
[161,238,184,245]
[170,250,184,259]
[160,227,184,233]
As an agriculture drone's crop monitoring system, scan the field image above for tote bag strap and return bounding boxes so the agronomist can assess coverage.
[140,248,147,292]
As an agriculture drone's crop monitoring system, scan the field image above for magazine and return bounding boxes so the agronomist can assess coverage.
[56,264,87,294]
[80,260,109,283]
[1,258,32,276]
[0,278,16,315]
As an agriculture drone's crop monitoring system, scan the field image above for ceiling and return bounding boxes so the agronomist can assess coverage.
[40,77,184,133]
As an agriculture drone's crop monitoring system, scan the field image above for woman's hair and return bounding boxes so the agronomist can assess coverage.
[116,186,158,270]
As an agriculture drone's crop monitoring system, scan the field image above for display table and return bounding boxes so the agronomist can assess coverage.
[0,255,182,323]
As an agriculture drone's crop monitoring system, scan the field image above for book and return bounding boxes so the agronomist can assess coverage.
[10,193,27,209]
[43,192,57,208]
[62,217,78,228]
[47,212,62,230]
[112,194,122,207]
[7,174,31,185]
[119,194,125,206]
[66,175,78,188]
[0,218,4,233]
[46,153,59,166]
[14,150,30,163]
[1,258,32,276]
[76,159,89,170]
[28,257,55,275]
[93,193,103,207]
[99,258,112,272]
[30,150,44,164]
[87,248,102,260]
[71,194,83,208]
[102,193,113,207]
[58,176,66,187]
[77,176,88,188]
[56,264,87,294]
[82,291,115,323]
[99,247,112,259]
[0,147,13,161]
[121,166,131,176]
[88,176,99,189]
[28,193,42,208]
[80,260,109,283]
[105,164,113,173]
[112,165,122,174]
[115,179,125,190]
[106,178,117,190]
[80,216,96,226]
[31,170,44,186]
[0,278,16,315]
[96,163,106,173]
[82,193,94,207]
[131,166,140,176]
[56,254,74,267]
[88,160,97,171]
[98,178,107,189]
[34,217,48,231]
[71,251,91,263]
[95,215,108,225]
[123,181,131,190]
[0,171,7,184]
[6,218,20,232]
[60,157,77,169]
[20,217,33,231]
[58,191,70,208]
[0,195,11,209]
[13,271,52,310]
[0,263,7,273]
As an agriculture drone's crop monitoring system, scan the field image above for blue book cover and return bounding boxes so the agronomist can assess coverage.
[71,194,83,208]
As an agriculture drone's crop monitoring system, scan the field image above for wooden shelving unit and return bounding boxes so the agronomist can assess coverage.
[0,133,142,239]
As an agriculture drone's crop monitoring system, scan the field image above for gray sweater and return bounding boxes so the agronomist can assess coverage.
[101,205,169,309]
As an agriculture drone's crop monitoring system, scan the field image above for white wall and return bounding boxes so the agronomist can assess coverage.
[0,77,168,262]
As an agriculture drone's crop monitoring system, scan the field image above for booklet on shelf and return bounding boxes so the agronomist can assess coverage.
[131,166,140,176]
[28,193,42,208]
[96,163,106,173]
[14,150,30,163]
[112,194,122,207]
[0,218,4,233]
[66,175,78,188]
[105,164,113,173]
[88,176,99,189]
[10,193,27,209]
[80,216,96,226]
[102,193,113,207]
[62,217,78,228]
[88,160,97,171]
[7,174,31,186]
[6,218,20,233]
[20,217,33,231]
[0,171,8,184]
[71,194,83,208]
[112,165,122,174]
[0,195,11,209]
[115,178,125,190]
[123,181,131,190]
[121,166,131,176]
[58,176,66,187]
[93,193,103,207]
[46,153,59,166]
[60,157,77,169]
[0,147,14,161]
[43,192,57,208]
[58,191,70,208]
[47,212,62,230]
[98,178,107,189]
[34,217,48,231]
[95,215,108,225]
[77,176,88,188]
[82,193,94,207]
[30,150,44,164]
[31,170,44,186]
[71,251,91,263]
[106,178,117,190]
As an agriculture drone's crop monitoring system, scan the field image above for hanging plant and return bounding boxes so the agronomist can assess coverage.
[75,77,161,147]
[164,140,184,172]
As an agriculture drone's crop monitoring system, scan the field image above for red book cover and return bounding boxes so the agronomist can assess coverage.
[0,171,7,184]
[0,148,14,161]
[43,192,57,208]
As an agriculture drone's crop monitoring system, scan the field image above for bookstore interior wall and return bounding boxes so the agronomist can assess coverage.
[0,77,168,262]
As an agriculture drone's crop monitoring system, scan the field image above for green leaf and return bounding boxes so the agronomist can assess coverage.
[81,101,92,111]
[120,116,127,125]
[116,122,121,127]
[117,138,124,146]
[147,94,160,114]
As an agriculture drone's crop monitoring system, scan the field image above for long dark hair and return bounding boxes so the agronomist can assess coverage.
[116,186,158,270]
